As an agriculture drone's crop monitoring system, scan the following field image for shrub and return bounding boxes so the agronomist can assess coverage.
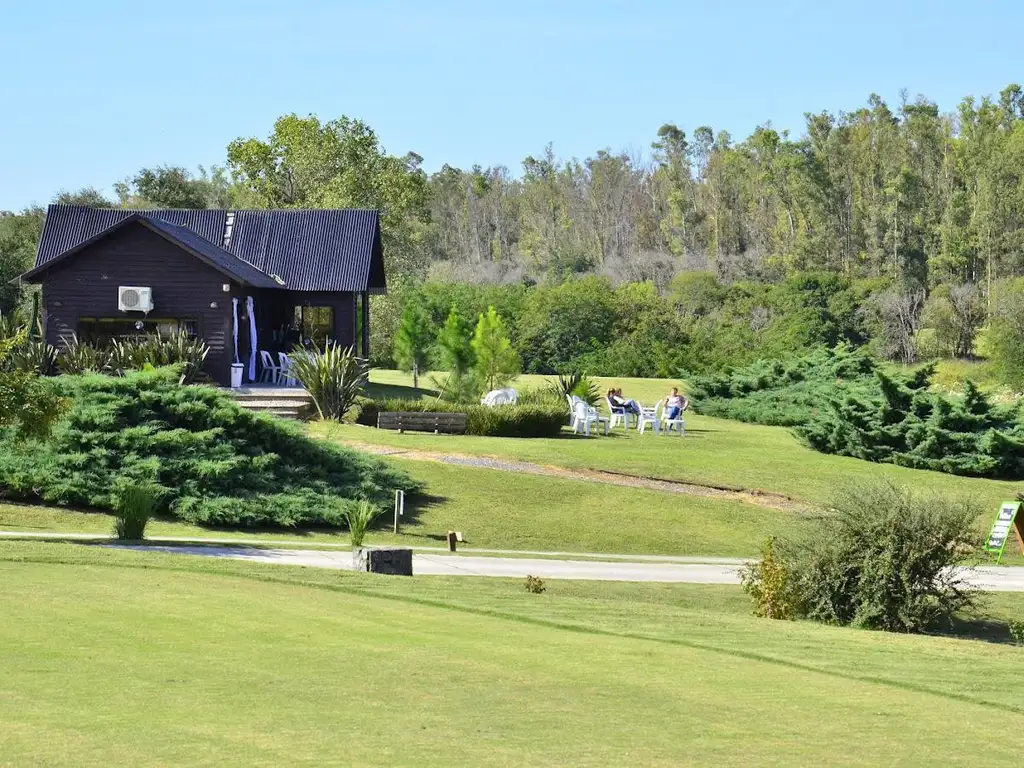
[0,369,418,528]
[547,372,601,407]
[58,334,108,374]
[8,339,59,375]
[355,398,566,438]
[289,342,368,421]
[797,369,1024,478]
[746,482,978,633]
[0,328,65,440]
[107,332,210,384]
[113,481,162,540]
[740,538,797,620]
[344,498,382,548]
[688,345,879,427]
[1009,619,1024,646]
[524,575,546,594]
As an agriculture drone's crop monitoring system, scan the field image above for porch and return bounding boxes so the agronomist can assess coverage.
[231,289,368,386]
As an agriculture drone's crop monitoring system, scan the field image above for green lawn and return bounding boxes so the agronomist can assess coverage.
[0,541,1022,766]
[355,369,1023,507]
[4,367,1020,561]
[0,454,808,557]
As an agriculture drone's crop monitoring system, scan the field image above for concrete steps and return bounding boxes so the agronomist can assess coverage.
[227,387,314,420]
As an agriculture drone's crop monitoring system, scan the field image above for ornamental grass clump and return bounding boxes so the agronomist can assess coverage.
[113,482,162,540]
[289,342,368,421]
[344,498,382,549]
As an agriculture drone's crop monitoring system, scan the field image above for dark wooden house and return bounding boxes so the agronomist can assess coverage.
[19,205,386,386]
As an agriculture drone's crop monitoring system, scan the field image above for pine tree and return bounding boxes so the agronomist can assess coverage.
[393,299,430,389]
[436,306,474,376]
[471,306,520,393]
[435,306,476,402]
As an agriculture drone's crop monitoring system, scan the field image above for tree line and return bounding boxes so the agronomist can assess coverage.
[3,84,1024,378]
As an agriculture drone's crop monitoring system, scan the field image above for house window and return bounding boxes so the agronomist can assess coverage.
[293,306,334,348]
[77,318,198,345]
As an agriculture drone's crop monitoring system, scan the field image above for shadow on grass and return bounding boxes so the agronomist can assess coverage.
[933,615,1020,646]
[366,382,440,400]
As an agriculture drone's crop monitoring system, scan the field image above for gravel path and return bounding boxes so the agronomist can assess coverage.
[341,440,810,514]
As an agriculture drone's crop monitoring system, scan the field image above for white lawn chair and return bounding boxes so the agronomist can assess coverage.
[606,396,632,431]
[278,352,297,386]
[660,399,687,436]
[259,350,281,383]
[637,400,661,435]
[571,400,609,436]
[481,388,518,406]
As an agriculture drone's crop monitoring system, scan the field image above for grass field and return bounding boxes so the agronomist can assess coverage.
[0,455,808,557]
[1,541,1022,766]
[355,370,1022,507]
[6,367,1021,561]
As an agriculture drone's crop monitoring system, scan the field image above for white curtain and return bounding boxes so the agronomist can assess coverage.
[231,297,240,364]
[247,296,257,382]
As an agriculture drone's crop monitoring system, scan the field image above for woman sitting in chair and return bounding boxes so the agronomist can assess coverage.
[665,387,689,420]
[608,387,641,415]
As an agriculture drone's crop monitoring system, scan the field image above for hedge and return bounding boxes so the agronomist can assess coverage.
[354,398,567,438]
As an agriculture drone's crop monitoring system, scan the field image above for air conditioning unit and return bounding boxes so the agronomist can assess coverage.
[118,286,153,313]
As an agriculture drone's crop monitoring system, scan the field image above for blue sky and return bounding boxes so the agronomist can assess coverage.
[1,0,1020,210]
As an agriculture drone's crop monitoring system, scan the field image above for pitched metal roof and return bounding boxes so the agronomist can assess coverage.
[21,214,283,289]
[141,217,283,289]
[229,209,384,291]
[26,204,386,293]
[34,206,226,267]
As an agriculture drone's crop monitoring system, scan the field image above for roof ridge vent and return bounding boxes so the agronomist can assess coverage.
[223,211,236,247]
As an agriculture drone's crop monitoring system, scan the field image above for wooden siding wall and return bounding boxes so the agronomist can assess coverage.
[40,224,239,384]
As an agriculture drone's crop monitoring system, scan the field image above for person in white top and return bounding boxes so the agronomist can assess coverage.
[665,387,689,420]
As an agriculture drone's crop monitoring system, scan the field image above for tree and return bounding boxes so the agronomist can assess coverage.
[868,288,926,364]
[435,306,476,401]
[393,299,431,389]
[227,114,431,276]
[471,306,520,393]
[115,165,235,209]
[923,283,984,358]
[987,278,1024,389]
[436,306,474,374]
[0,208,44,315]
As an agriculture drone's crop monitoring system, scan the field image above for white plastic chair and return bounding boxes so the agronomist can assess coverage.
[637,400,661,435]
[571,400,609,436]
[277,352,297,386]
[259,350,281,383]
[661,399,687,436]
[606,396,632,431]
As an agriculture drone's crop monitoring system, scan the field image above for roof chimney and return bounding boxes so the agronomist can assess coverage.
[223,211,235,247]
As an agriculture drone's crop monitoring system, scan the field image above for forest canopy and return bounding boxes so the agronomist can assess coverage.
[4,85,1024,377]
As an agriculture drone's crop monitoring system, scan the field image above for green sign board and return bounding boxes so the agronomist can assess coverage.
[984,501,1022,563]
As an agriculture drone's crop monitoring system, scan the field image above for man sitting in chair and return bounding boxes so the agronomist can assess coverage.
[665,387,689,420]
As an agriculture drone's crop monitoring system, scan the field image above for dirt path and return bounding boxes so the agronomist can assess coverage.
[337,439,812,514]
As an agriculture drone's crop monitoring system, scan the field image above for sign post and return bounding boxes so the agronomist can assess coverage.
[393,490,405,535]
[984,501,1024,564]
